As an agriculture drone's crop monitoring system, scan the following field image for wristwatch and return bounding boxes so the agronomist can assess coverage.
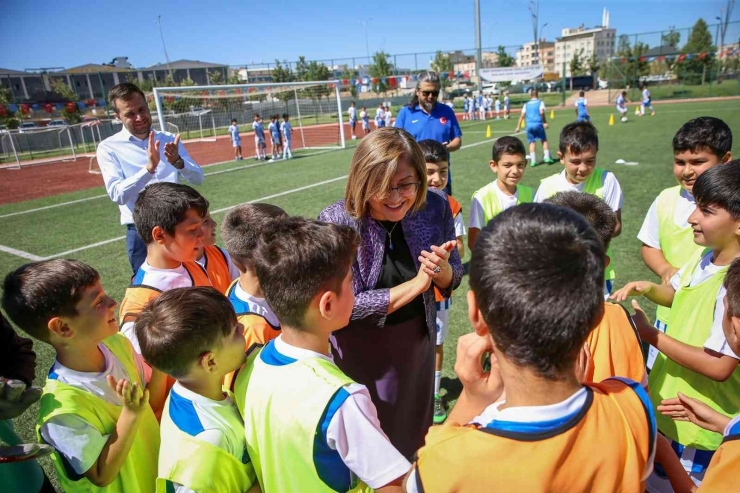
[172,156,184,169]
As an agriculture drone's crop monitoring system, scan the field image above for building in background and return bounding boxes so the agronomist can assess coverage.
[516,41,555,73]
[554,9,616,77]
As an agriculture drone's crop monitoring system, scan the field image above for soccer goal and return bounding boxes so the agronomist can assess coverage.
[153,81,346,166]
[0,131,20,170]
[0,126,77,168]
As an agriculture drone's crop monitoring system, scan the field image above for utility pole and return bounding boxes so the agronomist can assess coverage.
[157,15,174,78]
[529,0,540,67]
[474,0,482,93]
[359,18,373,68]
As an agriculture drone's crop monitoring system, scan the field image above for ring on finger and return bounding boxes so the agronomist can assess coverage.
[433,266,442,274]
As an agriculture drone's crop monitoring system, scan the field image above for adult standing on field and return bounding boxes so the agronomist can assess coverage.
[97,83,204,274]
[394,71,462,194]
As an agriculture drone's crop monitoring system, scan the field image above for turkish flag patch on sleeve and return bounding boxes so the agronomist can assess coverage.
[439,117,448,125]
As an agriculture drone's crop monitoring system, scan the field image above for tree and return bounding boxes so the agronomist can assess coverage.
[369,51,392,95]
[680,18,715,85]
[50,78,78,102]
[208,70,223,85]
[496,45,514,67]
[569,49,585,77]
[180,77,196,86]
[586,53,601,76]
[271,60,294,102]
[294,56,309,83]
[661,28,681,48]
[305,61,332,113]
[340,67,358,98]
[431,51,452,97]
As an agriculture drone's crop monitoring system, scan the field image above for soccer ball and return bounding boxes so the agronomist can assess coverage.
[621,116,628,123]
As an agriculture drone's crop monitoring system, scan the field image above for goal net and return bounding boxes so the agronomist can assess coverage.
[0,126,77,169]
[152,81,345,166]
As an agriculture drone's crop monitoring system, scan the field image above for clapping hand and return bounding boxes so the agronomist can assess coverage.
[0,378,42,421]
[164,135,182,166]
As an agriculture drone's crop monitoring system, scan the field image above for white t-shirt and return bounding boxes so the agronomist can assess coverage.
[384,109,392,126]
[469,183,520,230]
[273,336,410,488]
[637,188,695,250]
[233,281,280,327]
[348,106,357,120]
[121,261,197,354]
[406,387,654,492]
[228,125,240,142]
[196,246,240,282]
[167,383,248,493]
[453,211,466,239]
[39,343,149,476]
[670,251,738,359]
[533,170,624,212]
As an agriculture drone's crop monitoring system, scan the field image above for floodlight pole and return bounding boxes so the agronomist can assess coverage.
[474,0,482,93]
[157,15,174,78]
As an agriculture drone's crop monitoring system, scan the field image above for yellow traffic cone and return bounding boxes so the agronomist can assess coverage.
[609,114,614,126]
[635,105,641,116]
[550,110,555,119]
[486,125,491,138]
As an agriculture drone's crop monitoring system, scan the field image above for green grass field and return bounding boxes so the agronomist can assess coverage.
[2,99,740,486]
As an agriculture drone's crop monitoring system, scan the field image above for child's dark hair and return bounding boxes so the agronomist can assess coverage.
[545,191,617,250]
[692,159,740,219]
[134,182,209,244]
[254,114,260,119]
[282,113,289,119]
[231,118,237,124]
[725,259,740,318]
[135,287,236,378]
[2,259,100,342]
[221,203,288,270]
[418,139,448,164]
[579,90,585,97]
[559,121,599,155]
[469,203,604,380]
[672,117,732,159]
[253,217,359,328]
[492,136,527,162]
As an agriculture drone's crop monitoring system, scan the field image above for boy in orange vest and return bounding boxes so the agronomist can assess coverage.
[119,182,213,355]
[195,212,240,293]
[407,203,655,492]
[418,139,466,425]
[220,203,288,350]
[545,191,647,387]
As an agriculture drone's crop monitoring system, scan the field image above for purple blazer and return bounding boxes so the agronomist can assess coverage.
[318,189,464,335]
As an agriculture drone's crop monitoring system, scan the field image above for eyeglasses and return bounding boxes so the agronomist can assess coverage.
[421,90,440,98]
[383,181,421,198]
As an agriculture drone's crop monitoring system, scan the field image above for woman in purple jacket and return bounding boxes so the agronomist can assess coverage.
[319,127,463,458]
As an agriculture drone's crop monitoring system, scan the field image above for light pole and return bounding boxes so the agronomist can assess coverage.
[359,18,373,68]
[474,0,482,93]
[157,15,173,79]
[528,0,540,66]
[538,22,548,70]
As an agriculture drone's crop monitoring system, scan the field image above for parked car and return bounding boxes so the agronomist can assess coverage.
[447,88,470,99]
[48,119,69,127]
[83,116,100,123]
[18,122,37,133]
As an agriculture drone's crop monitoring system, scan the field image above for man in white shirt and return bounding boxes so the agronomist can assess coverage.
[96,83,204,274]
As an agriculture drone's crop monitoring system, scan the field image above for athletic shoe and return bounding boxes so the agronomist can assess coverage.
[543,157,555,165]
[0,443,53,463]
[529,161,538,168]
[433,395,447,425]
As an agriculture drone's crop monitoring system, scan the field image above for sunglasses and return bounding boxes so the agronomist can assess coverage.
[421,90,440,98]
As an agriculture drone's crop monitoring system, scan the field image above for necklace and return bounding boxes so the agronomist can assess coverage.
[377,220,400,250]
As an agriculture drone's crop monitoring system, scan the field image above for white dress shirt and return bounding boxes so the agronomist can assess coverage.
[96,126,204,225]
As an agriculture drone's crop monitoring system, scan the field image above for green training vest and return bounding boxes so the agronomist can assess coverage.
[156,390,256,493]
[237,343,372,493]
[654,186,703,327]
[36,334,160,493]
[473,182,533,226]
[649,248,740,450]
[539,168,615,281]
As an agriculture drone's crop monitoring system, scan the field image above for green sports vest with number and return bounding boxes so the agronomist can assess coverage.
[539,168,615,281]
[474,182,533,225]
[649,248,740,450]
[156,390,256,493]
[36,334,160,493]
[237,344,372,493]
[654,186,703,327]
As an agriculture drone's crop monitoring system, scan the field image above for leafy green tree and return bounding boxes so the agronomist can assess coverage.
[369,51,392,95]
[431,51,452,96]
[295,56,309,82]
[496,46,514,67]
[180,77,196,86]
[271,60,295,102]
[50,78,78,101]
[341,67,357,98]
[207,70,223,85]
[586,53,601,76]
[569,49,585,77]
[661,28,681,48]
[679,18,715,84]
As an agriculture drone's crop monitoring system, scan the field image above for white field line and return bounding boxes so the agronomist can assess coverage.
[0,244,44,261]
[3,131,518,260]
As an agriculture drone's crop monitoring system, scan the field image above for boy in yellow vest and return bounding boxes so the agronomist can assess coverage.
[1,259,166,493]
[637,117,732,371]
[545,191,647,387]
[195,212,240,294]
[534,121,623,297]
[652,259,740,492]
[407,203,655,492]
[612,161,740,490]
[235,217,411,492]
[221,203,288,350]
[135,287,258,493]
[468,136,533,249]
[119,182,213,355]
[419,139,466,425]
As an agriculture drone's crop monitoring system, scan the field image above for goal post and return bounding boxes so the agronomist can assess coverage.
[153,80,345,167]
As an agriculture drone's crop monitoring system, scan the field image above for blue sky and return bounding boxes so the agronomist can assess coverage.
[0,0,733,70]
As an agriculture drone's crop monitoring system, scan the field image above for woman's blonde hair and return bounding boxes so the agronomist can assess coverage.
[344,127,428,218]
